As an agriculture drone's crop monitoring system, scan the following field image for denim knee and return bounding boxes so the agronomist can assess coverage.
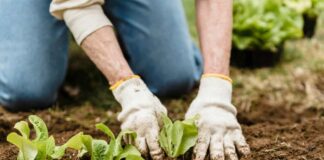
[149,68,200,97]
[0,80,58,111]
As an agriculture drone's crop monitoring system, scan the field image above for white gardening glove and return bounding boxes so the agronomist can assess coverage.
[112,76,167,160]
[185,76,250,160]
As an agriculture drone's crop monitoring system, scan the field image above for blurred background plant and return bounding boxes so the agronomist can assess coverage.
[231,0,323,68]
[233,0,303,52]
[284,0,324,18]
[284,0,324,38]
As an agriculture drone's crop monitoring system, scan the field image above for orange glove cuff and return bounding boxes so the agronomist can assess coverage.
[202,73,233,83]
[109,75,141,90]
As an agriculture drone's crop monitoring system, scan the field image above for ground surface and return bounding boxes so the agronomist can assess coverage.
[1,1,324,160]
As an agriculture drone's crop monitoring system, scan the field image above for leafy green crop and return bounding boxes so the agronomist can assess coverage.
[158,115,198,158]
[7,115,201,159]
[66,123,143,160]
[233,0,303,51]
[7,115,69,160]
[284,0,324,18]
[283,0,312,14]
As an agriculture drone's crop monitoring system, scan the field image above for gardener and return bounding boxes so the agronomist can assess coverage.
[0,0,250,159]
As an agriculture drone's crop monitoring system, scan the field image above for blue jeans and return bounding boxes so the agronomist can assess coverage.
[0,0,203,110]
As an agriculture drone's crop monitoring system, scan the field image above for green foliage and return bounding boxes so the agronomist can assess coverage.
[66,123,143,160]
[158,115,198,158]
[283,0,312,14]
[284,0,324,18]
[8,115,201,159]
[233,0,303,51]
[7,115,68,160]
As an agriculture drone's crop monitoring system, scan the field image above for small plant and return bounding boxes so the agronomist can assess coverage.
[67,123,143,160]
[284,0,324,18]
[233,0,303,52]
[283,0,324,38]
[7,115,68,160]
[158,115,198,158]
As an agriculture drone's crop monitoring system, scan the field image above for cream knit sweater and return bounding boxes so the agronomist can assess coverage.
[50,0,112,45]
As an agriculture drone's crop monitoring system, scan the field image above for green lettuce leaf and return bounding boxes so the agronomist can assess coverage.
[14,121,30,139]
[115,145,143,160]
[64,132,84,150]
[7,133,38,160]
[92,139,109,160]
[28,115,48,141]
[159,115,198,158]
[64,123,143,160]
[7,115,70,160]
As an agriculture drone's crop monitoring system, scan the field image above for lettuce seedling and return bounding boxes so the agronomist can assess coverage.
[158,115,199,158]
[66,123,143,160]
[7,115,68,160]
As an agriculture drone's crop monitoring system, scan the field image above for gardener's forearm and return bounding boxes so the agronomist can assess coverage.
[196,0,233,76]
[81,26,134,85]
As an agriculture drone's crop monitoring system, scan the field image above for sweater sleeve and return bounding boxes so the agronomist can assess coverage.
[50,0,112,45]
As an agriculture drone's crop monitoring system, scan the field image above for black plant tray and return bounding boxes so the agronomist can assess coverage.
[303,14,317,38]
[230,45,283,68]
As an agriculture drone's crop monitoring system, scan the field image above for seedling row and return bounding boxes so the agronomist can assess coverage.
[6,115,199,160]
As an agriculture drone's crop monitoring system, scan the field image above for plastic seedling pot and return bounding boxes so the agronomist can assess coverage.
[230,44,284,68]
[303,14,318,38]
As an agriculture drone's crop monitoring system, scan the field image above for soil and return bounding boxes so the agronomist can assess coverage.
[239,106,324,160]
[0,102,323,160]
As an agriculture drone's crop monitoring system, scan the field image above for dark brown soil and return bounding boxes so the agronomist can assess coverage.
[239,106,324,160]
[0,102,323,160]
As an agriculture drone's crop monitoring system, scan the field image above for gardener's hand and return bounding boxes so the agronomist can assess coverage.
[185,75,250,160]
[112,76,167,160]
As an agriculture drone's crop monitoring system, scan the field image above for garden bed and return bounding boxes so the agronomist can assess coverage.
[0,101,323,160]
